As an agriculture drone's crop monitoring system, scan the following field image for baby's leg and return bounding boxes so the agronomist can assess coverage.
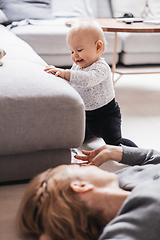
[100,108,137,147]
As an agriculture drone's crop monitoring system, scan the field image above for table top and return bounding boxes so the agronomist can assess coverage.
[66,18,160,33]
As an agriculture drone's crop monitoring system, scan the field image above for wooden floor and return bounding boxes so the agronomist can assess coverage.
[1,65,160,240]
[115,65,160,151]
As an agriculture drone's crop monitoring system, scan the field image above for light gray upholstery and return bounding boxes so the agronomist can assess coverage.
[0,149,71,182]
[10,20,122,67]
[0,25,85,182]
[6,0,160,67]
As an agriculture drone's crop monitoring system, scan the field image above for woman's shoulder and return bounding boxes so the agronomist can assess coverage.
[99,179,160,240]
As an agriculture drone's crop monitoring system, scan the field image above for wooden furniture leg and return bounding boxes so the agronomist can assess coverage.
[111,32,117,83]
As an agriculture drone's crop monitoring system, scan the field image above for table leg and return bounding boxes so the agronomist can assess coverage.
[111,32,117,83]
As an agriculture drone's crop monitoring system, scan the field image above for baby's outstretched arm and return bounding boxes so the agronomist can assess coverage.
[44,65,70,81]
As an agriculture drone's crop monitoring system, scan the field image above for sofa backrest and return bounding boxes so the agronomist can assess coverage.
[91,0,113,18]
[0,0,113,27]
[97,0,113,18]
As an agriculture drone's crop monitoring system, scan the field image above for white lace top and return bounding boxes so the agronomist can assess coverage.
[70,58,115,111]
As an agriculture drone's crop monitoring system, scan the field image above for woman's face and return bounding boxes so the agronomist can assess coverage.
[38,165,118,240]
[56,164,118,189]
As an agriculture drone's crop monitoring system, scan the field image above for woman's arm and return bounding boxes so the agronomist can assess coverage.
[121,145,160,166]
[75,145,160,167]
[74,145,123,167]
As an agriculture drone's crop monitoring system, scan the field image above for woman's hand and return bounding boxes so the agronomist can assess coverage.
[44,65,70,81]
[74,145,123,167]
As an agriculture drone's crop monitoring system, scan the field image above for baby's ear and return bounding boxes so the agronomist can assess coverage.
[96,40,103,52]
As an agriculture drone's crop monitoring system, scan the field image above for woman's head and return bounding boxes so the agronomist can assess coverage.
[66,20,107,68]
[17,165,111,240]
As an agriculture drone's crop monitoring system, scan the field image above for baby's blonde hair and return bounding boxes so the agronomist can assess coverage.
[16,166,105,240]
[67,20,107,53]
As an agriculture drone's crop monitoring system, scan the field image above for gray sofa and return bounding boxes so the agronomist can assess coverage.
[0,25,85,182]
[1,0,160,67]
[0,0,160,182]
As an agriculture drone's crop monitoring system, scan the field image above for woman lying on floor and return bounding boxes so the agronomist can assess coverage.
[17,144,160,240]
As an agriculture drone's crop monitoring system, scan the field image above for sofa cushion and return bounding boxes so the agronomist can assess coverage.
[97,0,113,18]
[147,0,160,19]
[120,33,160,53]
[111,0,147,18]
[0,0,53,25]
[120,52,160,65]
[0,149,71,182]
[0,25,85,155]
[0,25,46,66]
[10,18,122,67]
[10,22,71,56]
[0,60,85,155]
[0,9,7,23]
[51,0,95,18]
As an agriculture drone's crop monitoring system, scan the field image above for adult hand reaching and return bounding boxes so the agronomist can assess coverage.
[74,145,123,167]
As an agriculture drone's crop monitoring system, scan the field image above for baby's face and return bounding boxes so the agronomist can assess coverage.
[67,32,101,69]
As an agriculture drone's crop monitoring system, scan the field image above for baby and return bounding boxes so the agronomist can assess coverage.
[45,20,137,147]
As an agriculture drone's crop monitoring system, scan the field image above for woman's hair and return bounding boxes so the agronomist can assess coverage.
[67,20,107,53]
[16,165,106,240]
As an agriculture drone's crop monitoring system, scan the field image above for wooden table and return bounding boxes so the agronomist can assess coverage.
[66,18,160,82]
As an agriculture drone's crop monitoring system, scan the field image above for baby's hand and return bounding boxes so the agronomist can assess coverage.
[44,65,56,75]
[44,65,70,81]
[44,65,65,78]
[44,65,55,72]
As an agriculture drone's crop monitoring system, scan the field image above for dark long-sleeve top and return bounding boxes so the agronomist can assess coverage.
[99,145,160,240]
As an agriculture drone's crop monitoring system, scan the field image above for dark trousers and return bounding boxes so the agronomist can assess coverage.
[85,98,137,147]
